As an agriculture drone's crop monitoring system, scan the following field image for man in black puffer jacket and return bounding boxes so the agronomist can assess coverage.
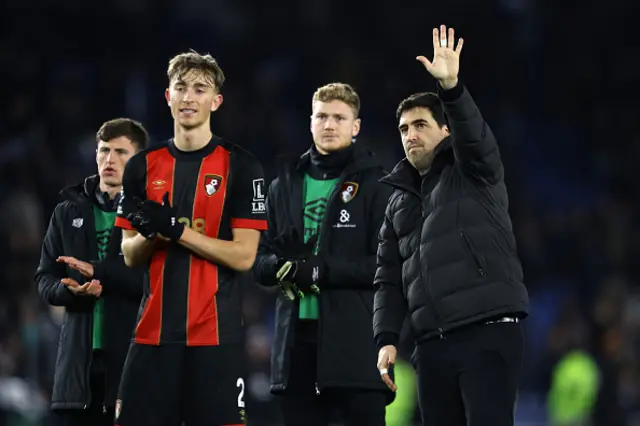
[35,118,147,426]
[374,26,529,426]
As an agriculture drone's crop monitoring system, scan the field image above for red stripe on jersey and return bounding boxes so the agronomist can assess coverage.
[114,216,134,230]
[134,148,176,345]
[231,218,268,231]
[186,146,230,346]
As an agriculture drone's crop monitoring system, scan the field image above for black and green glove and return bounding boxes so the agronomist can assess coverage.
[275,256,324,300]
[271,227,323,300]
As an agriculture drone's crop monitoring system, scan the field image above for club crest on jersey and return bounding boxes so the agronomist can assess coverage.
[204,174,223,196]
[341,182,359,203]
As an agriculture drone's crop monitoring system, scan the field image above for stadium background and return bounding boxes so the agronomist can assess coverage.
[0,0,638,425]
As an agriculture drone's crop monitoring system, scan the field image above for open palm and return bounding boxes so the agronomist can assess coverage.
[417,25,464,84]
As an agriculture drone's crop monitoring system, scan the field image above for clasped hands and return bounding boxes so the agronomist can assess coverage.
[56,256,102,297]
[272,229,324,301]
[126,192,184,242]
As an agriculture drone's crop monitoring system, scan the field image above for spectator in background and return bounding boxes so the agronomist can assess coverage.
[34,118,148,426]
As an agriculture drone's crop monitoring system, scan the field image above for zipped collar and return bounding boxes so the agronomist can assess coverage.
[59,175,99,205]
[59,175,120,211]
[278,142,382,179]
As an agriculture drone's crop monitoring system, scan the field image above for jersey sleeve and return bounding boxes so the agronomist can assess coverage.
[228,152,268,231]
[115,153,147,230]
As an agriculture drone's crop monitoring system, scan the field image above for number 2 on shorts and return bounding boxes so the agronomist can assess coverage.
[236,377,245,408]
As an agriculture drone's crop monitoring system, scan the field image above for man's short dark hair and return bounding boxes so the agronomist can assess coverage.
[396,92,447,127]
[96,118,149,151]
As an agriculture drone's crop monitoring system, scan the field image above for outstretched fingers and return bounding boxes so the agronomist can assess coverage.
[456,37,464,54]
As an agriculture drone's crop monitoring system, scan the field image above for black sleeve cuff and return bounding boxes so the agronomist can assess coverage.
[261,255,280,287]
[92,261,107,282]
[437,80,464,102]
[375,332,399,351]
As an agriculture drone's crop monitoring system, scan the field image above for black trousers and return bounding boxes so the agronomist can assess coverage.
[415,320,525,426]
[57,355,114,426]
[280,323,386,426]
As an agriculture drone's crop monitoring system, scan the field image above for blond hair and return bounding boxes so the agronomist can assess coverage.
[312,82,360,117]
[167,50,225,92]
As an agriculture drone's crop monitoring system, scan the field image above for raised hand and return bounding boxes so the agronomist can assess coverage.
[416,25,464,89]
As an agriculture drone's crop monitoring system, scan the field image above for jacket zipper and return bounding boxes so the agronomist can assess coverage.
[383,180,446,339]
[85,317,93,409]
[418,202,446,340]
[313,173,351,395]
[85,203,95,410]
[280,164,309,395]
[460,230,486,276]
[417,173,447,340]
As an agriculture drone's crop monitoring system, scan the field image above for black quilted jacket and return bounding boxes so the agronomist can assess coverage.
[373,83,529,347]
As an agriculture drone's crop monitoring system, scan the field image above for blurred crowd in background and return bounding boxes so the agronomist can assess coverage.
[1,0,638,425]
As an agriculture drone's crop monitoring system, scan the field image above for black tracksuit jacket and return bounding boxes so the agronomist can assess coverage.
[253,144,393,398]
[35,175,143,410]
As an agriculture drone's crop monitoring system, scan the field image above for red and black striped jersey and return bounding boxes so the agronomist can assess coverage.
[115,136,267,346]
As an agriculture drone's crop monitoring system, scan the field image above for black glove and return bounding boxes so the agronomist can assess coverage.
[295,255,326,290]
[126,209,157,240]
[129,192,184,241]
[277,255,325,291]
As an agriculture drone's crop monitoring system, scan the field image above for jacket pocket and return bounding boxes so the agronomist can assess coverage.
[459,229,486,277]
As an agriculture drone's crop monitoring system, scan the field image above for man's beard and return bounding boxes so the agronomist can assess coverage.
[408,150,435,174]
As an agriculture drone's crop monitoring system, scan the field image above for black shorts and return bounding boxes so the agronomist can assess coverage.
[116,343,247,426]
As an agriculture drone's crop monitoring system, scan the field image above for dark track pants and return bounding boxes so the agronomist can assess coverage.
[415,321,525,426]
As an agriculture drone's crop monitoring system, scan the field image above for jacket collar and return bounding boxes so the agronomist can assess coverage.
[59,175,121,211]
[277,141,382,179]
[59,175,99,204]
